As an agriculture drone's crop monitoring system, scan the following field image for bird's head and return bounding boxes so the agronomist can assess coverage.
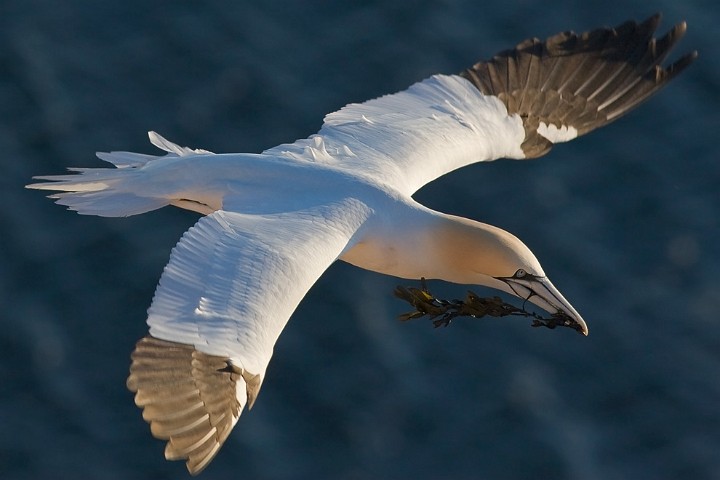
[437,215,588,335]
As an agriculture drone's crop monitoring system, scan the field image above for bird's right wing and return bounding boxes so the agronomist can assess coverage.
[127,199,371,474]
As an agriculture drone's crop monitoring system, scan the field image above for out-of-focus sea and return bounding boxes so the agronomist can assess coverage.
[1,1,718,479]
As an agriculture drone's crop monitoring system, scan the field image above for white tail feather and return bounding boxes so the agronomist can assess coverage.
[95,151,158,168]
[148,131,213,156]
[28,166,170,217]
[51,191,169,216]
[25,132,208,217]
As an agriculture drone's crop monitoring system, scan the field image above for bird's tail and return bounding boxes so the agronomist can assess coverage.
[26,132,212,217]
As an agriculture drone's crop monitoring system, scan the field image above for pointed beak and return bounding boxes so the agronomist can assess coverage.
[497,275,588,335]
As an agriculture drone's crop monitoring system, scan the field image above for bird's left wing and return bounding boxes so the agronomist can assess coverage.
[127,199,370,474]
[265,73,525,196]
[265,15,695,196]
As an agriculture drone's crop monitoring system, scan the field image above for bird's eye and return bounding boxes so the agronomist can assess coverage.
[515,269,526,278]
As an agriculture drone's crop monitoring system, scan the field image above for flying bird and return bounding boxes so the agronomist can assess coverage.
[28,14,695,475]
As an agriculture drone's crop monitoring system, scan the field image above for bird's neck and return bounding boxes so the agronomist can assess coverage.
[340,206,509,284]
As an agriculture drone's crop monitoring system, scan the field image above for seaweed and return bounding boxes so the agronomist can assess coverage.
[394,278,585,334]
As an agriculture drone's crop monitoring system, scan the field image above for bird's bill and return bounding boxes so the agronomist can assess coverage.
[495,274,589,335]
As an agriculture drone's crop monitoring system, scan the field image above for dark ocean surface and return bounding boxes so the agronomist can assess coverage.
[2,1,719,479]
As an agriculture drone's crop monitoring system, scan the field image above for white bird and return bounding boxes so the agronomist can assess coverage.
[28,14,695,475]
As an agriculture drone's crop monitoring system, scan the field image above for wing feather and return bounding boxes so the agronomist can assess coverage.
[265,15,694,196]
[128,199,371,474]
[461,14,696,157]
[265,74,526,196]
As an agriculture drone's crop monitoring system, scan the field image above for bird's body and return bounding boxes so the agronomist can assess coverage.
[28,15,695,474]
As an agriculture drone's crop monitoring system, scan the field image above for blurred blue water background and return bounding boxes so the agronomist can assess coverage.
[2,1,719,479]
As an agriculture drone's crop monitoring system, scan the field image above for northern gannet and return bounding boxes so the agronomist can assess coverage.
[27,14,695,475]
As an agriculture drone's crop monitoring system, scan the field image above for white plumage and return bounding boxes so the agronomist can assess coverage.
[267,75,526,195]
[27,15,695,475]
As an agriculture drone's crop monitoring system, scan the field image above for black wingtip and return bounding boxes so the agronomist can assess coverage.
[460,14,696,157]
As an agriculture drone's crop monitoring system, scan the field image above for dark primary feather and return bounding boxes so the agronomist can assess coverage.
[460,13,697,158]
[127,336,244,475]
